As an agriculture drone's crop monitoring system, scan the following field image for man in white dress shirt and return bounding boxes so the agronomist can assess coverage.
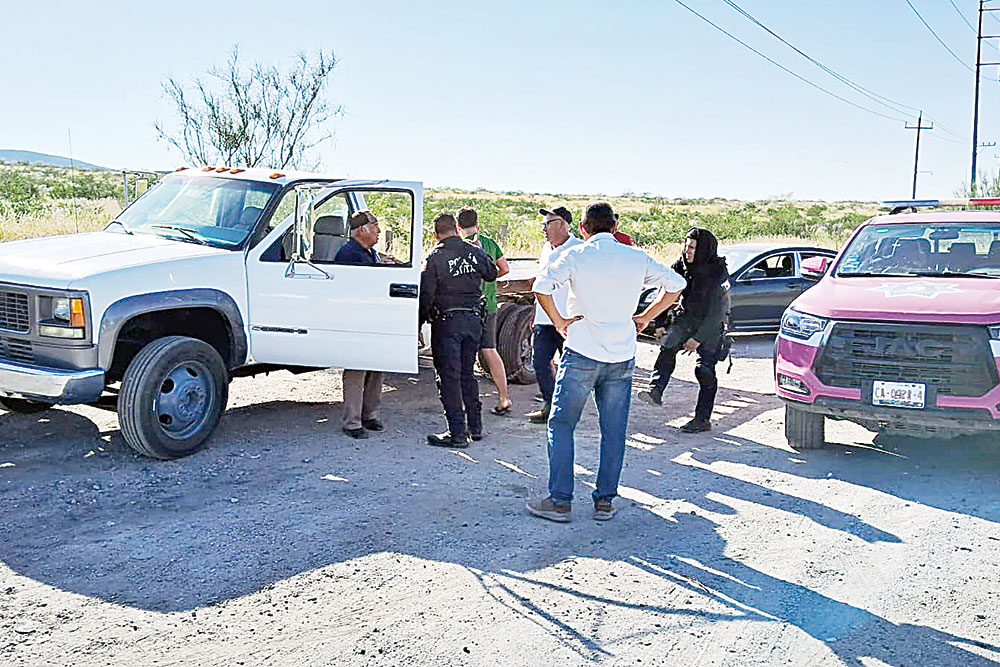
[526,206,582,424]
[526,202,686,522]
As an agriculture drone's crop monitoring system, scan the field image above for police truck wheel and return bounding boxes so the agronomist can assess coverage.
[498,303,536,385]
[785,404,825,450]
[0,397,51,414]
[118,336,229,460]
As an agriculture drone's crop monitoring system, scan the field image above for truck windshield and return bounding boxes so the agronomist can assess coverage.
[837,222,1000,278]
[115,174,279,248]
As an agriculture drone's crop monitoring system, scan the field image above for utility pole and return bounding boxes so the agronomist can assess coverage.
[973,1,984,195]
[906,112,933,198]
[972,0,1000,194]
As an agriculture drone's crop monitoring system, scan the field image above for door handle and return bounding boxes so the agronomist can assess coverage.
[389,283,419,298]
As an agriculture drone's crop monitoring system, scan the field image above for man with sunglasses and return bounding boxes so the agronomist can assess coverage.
[526,206,581,423]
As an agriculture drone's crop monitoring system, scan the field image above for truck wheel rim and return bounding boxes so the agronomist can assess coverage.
[155,361,215,439]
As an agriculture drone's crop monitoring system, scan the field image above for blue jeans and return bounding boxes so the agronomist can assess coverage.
[546,348,635,505]
[532,324,564,405]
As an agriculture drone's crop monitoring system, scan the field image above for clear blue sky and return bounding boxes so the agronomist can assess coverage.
[3,0,999,201]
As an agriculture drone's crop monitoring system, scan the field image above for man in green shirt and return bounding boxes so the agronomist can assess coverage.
[457,207,512,415]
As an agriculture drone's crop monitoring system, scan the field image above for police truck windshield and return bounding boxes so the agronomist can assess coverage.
[837,223,1000,278]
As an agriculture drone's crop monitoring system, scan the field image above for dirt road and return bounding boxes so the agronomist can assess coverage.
[1,335,998,666]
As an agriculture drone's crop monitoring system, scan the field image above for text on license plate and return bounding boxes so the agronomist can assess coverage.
[872,381,926,409]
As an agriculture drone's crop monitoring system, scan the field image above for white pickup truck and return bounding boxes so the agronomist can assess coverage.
[0,168,424,458]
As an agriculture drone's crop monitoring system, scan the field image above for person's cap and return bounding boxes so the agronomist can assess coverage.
[539,206,572,224]
[349,210,377,230]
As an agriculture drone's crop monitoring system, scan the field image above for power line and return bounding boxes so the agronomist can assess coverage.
[948,0,1000,50]
[719,0,967,140]
[669,0,910,123]
[904,0,975,72]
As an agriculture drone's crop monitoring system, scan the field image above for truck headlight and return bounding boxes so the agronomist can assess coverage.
[780,309,828,340]
[52,297,71,322]
[39,295,87,339]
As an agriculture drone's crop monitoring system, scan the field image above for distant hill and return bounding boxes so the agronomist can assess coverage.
[0,150,109,171]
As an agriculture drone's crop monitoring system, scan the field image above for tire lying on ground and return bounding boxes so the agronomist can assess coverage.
[497,303,536,385]
[785,404,825,450]
[118,335,229,460]
[0,397,51,414]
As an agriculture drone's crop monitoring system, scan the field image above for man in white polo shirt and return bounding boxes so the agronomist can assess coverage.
[527,202,686,522]
[526,206,582,424]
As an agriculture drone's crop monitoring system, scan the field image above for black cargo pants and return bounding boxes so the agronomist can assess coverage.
[431,311,484,437]
[649,324,721,422]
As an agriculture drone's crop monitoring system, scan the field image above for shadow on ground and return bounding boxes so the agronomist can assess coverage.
[1,355,997,665]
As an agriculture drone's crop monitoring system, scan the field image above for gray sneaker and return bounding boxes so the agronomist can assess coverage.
[526,496,571,522]
[593,499,617,521]
[638,390,662,406]
[526,403,550,424]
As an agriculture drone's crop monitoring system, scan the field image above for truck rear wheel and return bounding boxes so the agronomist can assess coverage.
[0,397,51,414]
[118,336,228,459]
[785,404,825,450]
[498,303,536,385]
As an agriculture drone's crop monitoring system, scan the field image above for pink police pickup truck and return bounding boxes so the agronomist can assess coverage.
[775,200,1000,449]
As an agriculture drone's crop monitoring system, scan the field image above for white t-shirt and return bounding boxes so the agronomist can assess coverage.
[533,235,583,326]
[533,232,686,364]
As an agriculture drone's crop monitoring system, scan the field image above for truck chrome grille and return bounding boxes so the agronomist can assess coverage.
[0,337,34,364]
[814,322,998,397]
[0,291,29,333]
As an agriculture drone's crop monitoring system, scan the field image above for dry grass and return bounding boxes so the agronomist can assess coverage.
[0,198,119,242]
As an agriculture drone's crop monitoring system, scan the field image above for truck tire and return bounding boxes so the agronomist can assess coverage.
[498,303,536,385]
[785,404,825,450]
[118,336,229,460]
[0,397,51,414]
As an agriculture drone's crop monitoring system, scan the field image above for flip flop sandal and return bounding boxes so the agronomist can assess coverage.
[490,404,512,416]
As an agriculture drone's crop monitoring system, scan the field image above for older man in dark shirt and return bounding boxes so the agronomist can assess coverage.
[334,211,386,439]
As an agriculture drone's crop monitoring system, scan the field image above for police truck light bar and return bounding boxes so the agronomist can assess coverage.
[882,198,1000,213]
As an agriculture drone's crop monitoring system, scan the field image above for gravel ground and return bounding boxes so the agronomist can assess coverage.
[1,335,998,666]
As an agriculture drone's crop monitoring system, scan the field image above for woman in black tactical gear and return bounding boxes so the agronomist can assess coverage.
[639,227,731,433]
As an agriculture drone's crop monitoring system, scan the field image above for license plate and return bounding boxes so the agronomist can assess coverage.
[872,381,926,409]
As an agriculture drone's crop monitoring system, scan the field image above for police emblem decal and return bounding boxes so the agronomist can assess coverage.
[869,281,961,299]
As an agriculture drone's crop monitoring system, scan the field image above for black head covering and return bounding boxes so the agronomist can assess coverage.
[674,227,728,320]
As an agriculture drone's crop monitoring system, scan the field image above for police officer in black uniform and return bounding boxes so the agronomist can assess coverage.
[420,213,498,447]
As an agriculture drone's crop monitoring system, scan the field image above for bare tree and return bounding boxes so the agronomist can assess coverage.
[155,46,341,169]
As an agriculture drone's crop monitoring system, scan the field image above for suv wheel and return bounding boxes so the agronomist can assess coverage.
[118,336,229,459]
[785,404,825,450]
[0,397,51,414]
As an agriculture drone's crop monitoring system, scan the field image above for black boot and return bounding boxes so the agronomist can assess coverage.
[427,431,471,448]
[679,417,711,434]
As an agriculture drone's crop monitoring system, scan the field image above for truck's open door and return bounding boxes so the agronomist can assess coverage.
[245,180,423,373]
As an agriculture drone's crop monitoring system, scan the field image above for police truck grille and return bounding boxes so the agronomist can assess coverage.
[814,322,998,397]
[0,291,29,333]
[0,337,34,364]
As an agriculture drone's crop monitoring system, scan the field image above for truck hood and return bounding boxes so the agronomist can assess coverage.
[793,275,1000,325]
[0,231,229,289]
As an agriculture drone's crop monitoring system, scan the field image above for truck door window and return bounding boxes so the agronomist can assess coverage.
[326,190,414,267]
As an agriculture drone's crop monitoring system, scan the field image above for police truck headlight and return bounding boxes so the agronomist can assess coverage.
[780,309,827,340]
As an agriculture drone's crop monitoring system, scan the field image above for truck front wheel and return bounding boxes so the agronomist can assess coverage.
[118,336,229,459]
[785,404,825,450]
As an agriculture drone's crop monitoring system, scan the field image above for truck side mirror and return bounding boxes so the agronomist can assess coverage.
[291,188,316,262]
[800,256,830,281]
